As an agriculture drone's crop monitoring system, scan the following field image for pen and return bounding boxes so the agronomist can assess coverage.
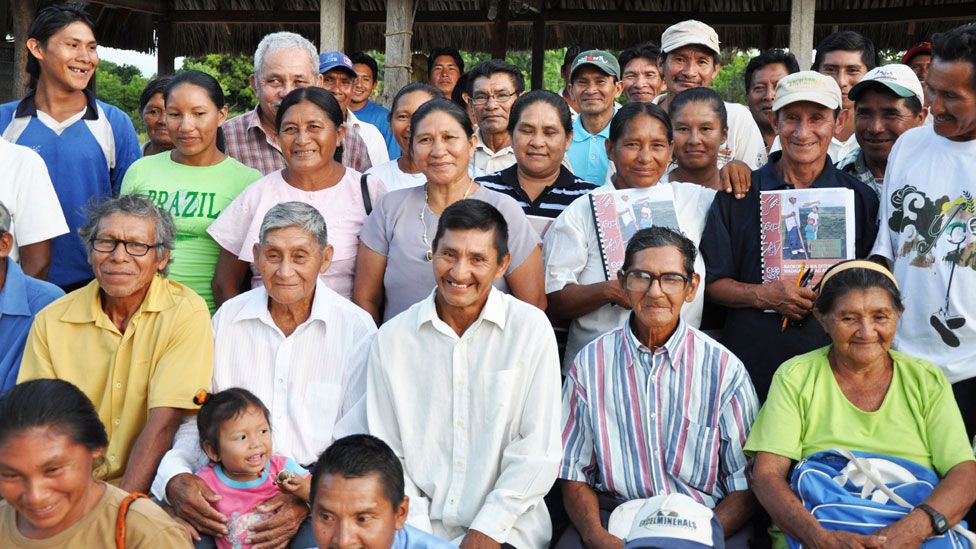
[781,262,807,331]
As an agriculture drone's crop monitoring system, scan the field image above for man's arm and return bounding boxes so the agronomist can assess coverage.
[713,490,757,537]
[18,240,52,280]
[548,279,630,319]
[120,407,183,493]
[705,278,816,322]
[562,480,623,549]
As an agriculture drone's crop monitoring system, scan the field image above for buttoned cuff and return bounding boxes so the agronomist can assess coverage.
[469,503,519,544]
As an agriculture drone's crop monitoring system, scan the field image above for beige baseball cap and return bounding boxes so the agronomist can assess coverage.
[848,64,924,104]
[661,20,720,55]
[772,71,842,111]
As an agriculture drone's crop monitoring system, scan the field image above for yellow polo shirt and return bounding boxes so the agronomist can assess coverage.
[18,275,214,484]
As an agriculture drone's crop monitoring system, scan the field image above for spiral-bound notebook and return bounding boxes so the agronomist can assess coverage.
[759,187,856,287]
[589,186,680,280]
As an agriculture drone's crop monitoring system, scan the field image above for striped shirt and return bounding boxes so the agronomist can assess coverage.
[222,107,372,176]
[477,164,600,219]
[560,317,759,508]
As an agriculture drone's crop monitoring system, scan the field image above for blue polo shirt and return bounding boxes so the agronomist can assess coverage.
[353,100,400,159]
[0,260,63,393]
[567,114,612,185]
[0,89,141,287]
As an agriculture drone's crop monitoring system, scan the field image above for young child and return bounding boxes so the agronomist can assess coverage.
[194,388,310,549]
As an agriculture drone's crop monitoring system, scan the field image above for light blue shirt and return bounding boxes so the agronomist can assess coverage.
[0,260,63,393]
[567,114,612,185]
[304,524,455,549]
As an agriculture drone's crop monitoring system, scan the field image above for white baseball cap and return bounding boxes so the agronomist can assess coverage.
[848,64,925,104]
[608,494,723,548]
[661,20,721,55]
[772,70,843,112]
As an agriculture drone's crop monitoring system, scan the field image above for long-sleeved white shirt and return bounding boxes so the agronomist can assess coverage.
[151,280,375,501]
[366,288,562,548]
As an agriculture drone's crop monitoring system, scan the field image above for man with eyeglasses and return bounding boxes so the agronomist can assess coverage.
[18,194,214,494]
[466,59,527,175]
[557,226,759,549]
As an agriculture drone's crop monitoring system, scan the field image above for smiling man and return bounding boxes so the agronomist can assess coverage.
[837,64,927,195]
[811,31,878,161]
[350,51,400,159]
[367,199,561,549]
[320,51,390,170]
[566,50,623,184]
[619,42,664,104]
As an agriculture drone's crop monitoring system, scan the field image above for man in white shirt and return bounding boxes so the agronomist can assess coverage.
[367,199,561,549]
[319,51,390,168]
[0,137,68,279]
[153,202,375,548]
[467,59,525,175]
[870,23,976,439]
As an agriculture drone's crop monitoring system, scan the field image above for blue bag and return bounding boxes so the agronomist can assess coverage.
[785,448,975,548]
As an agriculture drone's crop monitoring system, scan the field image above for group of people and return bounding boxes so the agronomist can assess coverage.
[1,2,975,548]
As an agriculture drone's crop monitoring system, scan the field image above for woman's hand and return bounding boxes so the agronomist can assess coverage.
[813,530,887,549]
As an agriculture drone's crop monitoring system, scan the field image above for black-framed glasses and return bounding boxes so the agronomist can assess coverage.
[469,91,517,106]
[90,238,161,257]
[619,269,689,294]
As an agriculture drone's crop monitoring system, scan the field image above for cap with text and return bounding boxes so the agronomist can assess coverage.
[772,70,842,112]
[319,51,356,76]
[661,20,721,55]
[571,50,621,79]
[848,64,924,104]
[608,494,723,548]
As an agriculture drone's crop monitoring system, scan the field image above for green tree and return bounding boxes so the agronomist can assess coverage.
[95,59,148,131]
[711,50,749,105]
[181,54,256,116]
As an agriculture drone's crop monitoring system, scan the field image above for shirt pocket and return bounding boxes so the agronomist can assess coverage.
[302,382,342,446]
[481,368,519,421]
[667,418,720,495]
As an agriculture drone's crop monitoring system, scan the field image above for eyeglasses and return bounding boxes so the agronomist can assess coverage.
[619,270,690,294]
[470,91,517,106]
[90,238,161,257]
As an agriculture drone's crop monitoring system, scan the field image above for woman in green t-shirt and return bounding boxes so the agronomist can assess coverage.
[747,260,976,548]
[121,71,261,312]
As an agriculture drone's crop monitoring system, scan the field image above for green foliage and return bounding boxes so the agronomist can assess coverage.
[95,60,149,131]
[181,54,256,116]
[711,50,749,105]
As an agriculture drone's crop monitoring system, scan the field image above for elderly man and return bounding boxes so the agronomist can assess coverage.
[871,23,976,440]
[18,194,213,492]
[311,435,455,549]
[654,20,767,171]
[558,227,759,549]
[745,49,800,150]
[350,51,399,159]
[154,202,375,548]
[221,32,371,175]
[700,71,879,400]
[0,200,63,393]
[367,199,561,549]
[837,64,927,195]
[903,41,933,107]
[467,59,526,175]
[0,137,68,279]
[320,51,390,170]
[566,49,622,184]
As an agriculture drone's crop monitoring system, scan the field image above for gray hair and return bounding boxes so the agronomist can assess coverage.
[254,32,318,80]
[258,202,328,248]
[0,200,10,234]
[77,195,176,276]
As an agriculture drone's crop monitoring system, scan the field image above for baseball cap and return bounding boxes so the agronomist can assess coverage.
[318,51,356,76]
[661,20,720,55]
[608,494,723,548]
[849,64,924,104]
[901,42,932,65]
[772,70,842,112]
[571,50,621,80]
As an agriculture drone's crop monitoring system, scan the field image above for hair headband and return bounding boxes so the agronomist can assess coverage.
[819,259,899,290]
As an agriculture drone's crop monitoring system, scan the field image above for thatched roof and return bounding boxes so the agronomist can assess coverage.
[5,0,976,58]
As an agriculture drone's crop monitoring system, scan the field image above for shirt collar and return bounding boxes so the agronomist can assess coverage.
[572,107,616,142]
[346,109,362,127]
[416,286,508,335]
[60,275,175,328]
[623,315,690,371]
[15,88,98,120]
[758,150,843,191]
[234,279,333,330]
[0,260,31,317]
[475,130,513,156]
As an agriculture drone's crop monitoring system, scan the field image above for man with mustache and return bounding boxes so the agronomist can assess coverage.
[837,64,927,196]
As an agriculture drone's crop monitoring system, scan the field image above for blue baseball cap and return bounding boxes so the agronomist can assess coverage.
[318,51,356,77]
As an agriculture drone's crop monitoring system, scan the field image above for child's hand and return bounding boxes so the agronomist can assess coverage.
[275,471,311,502]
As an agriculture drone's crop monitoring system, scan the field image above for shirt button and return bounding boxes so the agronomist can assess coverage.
[114,418,121,426]
[115,382,122,389]
[109,455,117,462]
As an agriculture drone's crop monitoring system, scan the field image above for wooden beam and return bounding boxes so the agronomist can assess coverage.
[320,0,345,53]
[789,0,815,70]
[490,0,509,59]
[380,0,414,108]
[530,14,545,90]
[88,0,160,15]
[156,1,175,76]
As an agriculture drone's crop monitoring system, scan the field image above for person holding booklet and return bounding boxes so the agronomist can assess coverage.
[544,101,717,372]
[700,71,879,400]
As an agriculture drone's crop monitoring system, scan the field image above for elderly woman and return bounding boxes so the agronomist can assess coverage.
[209,87,385,305]
[747,261,976,548]
[666,88,729,190]
[477,90,600,230]
[365,83,442,192]
[544,101,716,370]
[139,75,174,156]
[156,202,374,549]
[0,379,189,546]
[353,98,545,325]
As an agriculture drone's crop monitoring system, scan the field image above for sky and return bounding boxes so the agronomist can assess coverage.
[98,45,184,77]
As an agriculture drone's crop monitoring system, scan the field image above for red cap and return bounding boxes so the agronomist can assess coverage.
[902,42,932,64]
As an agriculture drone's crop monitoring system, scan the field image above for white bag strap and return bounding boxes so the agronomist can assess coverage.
[834,448,976,545]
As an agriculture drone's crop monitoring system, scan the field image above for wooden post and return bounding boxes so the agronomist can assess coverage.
[11,0,36,97]
[789,0,815,69]
[490,0,509,59]
[320,0,345,52]
[761,21,775,50]
[380,0,414,108]
[530,14,545,90]
[156,0,175,76]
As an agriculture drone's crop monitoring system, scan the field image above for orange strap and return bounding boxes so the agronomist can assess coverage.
[115,492,149,549]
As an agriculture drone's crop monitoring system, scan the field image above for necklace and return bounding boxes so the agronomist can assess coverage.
[420,179,476,261]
